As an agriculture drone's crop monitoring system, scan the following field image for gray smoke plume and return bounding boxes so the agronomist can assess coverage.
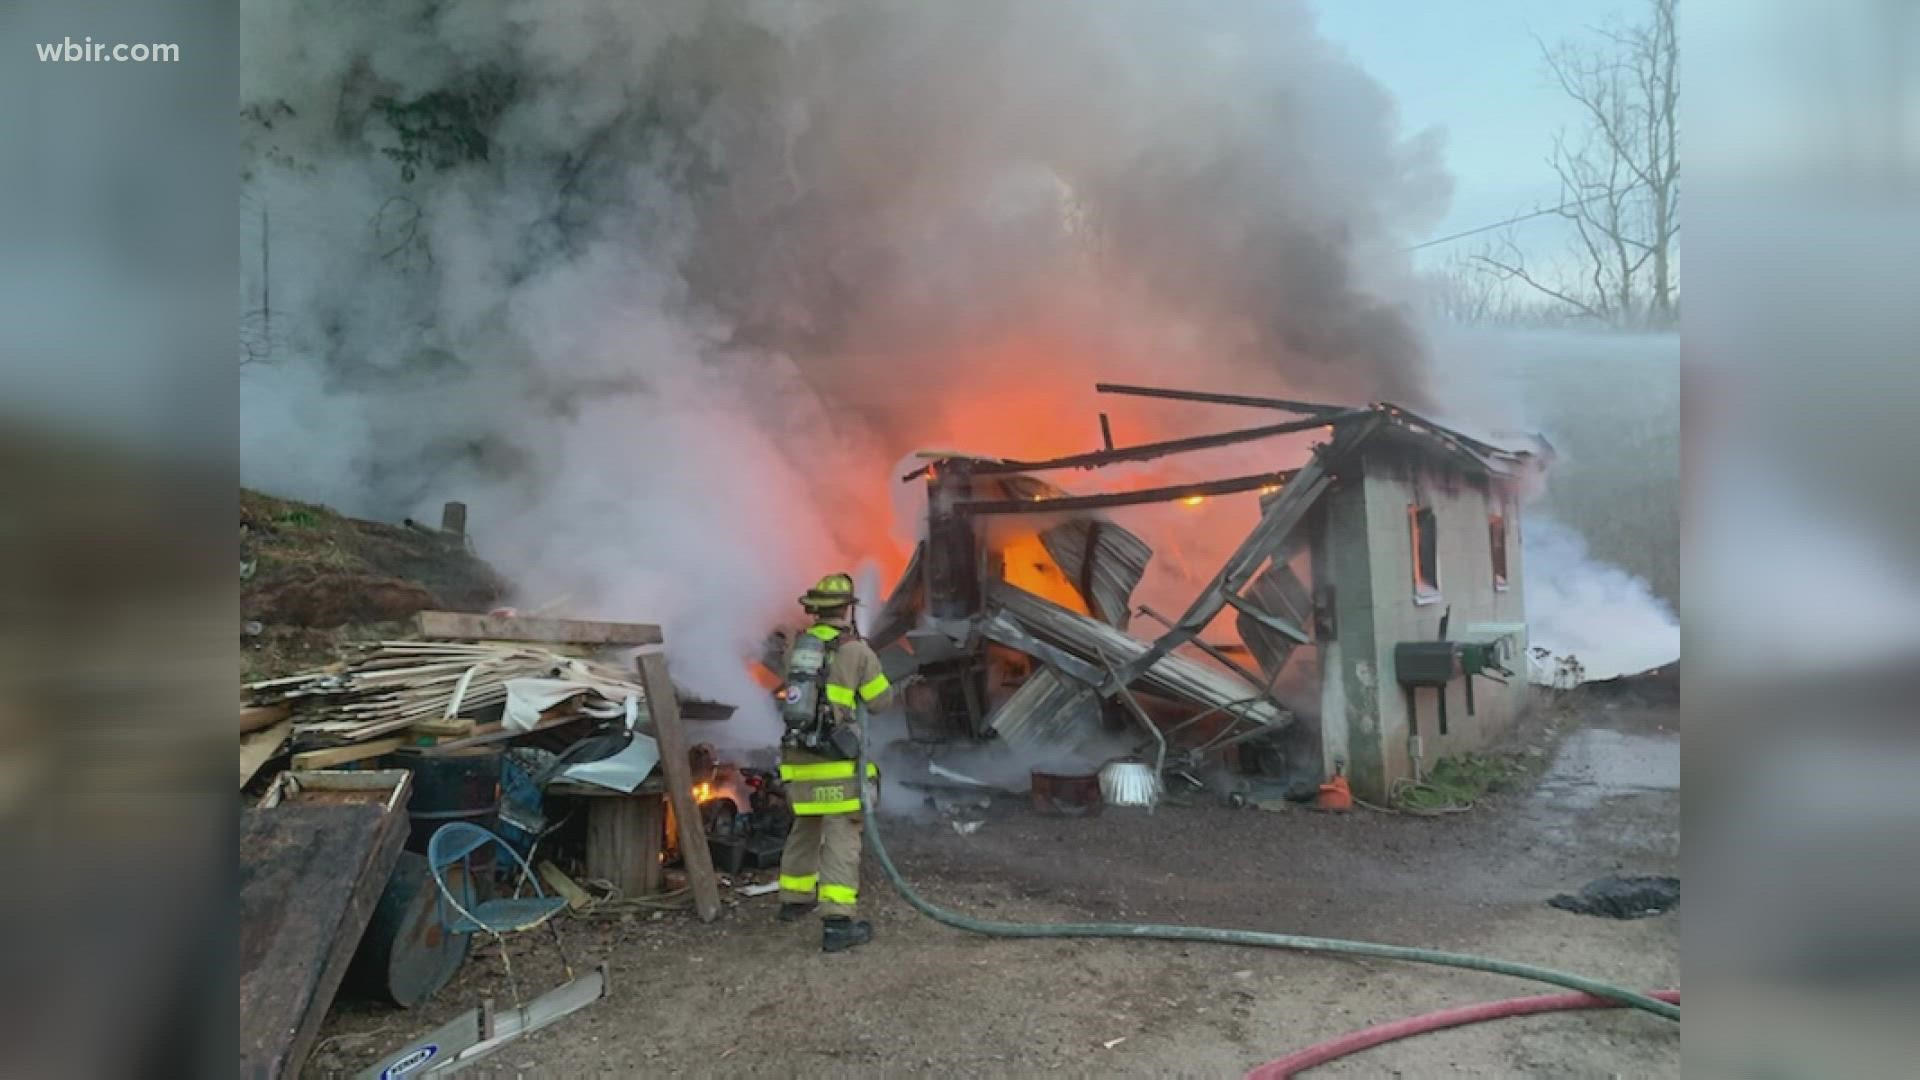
[239,0,1452,739]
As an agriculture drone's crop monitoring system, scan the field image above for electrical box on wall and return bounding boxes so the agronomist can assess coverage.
[1394,641,1460,686]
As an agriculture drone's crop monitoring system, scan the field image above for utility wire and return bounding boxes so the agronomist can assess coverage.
[1405,191,1618,252]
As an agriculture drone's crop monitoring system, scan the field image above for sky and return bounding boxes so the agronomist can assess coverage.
[1311,0,1636,270]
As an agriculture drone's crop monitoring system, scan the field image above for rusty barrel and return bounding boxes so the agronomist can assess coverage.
[1030,770,1103,817]
[344,750,502,1005]
[344,852,472,1006]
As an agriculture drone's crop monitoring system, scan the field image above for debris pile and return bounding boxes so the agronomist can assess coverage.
[245,639,652,758]
[237,502,752,1078]
[867,385,1550,804]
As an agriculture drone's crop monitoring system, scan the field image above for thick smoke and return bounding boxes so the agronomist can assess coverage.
[1523,519,1679,681]
[239,0,1452,740]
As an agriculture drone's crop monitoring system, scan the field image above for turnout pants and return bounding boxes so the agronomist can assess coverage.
[777,751,877,918]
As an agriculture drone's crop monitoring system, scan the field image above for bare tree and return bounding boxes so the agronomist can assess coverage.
[1476,0,1679,328]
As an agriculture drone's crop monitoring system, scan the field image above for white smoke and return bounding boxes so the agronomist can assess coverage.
[1425,325,1682,685]
[1523,518,1679,682]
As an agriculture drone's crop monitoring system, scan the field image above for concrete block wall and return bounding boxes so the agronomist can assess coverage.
[1317,451,1530,802]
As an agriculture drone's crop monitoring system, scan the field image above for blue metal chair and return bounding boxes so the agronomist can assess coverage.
[425,822,569,935]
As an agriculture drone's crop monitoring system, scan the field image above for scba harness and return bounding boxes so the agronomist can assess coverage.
[779,624,862,760]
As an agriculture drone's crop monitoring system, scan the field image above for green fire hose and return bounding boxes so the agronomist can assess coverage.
[856,747,1679,1023]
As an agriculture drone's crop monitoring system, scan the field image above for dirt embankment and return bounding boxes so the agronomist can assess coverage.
[240,490,508,680]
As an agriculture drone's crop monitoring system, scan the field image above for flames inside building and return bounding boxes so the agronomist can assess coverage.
[858,384,1551,803]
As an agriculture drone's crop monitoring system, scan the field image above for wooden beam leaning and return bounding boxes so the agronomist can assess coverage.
[1112,415,1380,686]
[635,650,721,922]
[1094,382,1350,416]
[414,611,664,646]
[969,409,1372,475]
[954,468,1300,516]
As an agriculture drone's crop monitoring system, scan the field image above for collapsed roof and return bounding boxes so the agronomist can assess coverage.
[874,387,1549,769]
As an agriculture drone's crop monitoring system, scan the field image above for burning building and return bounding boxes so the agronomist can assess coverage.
[865,384,1551,803]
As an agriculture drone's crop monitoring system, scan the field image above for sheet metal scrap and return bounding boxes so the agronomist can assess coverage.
[1040,518,1151,631]
[1235,559,1312,680]
[984,581,1288,729]
[985,664,1103,747]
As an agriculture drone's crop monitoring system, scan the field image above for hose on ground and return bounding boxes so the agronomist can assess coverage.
[857,748,1679,1022]
[1244,989,1680,1078]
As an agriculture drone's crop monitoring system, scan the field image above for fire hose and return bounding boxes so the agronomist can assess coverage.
[854,742,1680,1023]
[1242,989,1680,1078]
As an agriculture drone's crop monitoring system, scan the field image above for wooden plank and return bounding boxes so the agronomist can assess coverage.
[636,651,721,922]
[242,702,292,735]
[536,861,595,911]
[956,467,1300,516]
[411,712,586,756]
[543,775,667,798]
[582,794,664,899]
[293,736,407,771]
[1093,382,1349,415]
[969,408,1372,475]
[240,719,293,789]
[240,775,411,1079]
[414,611,663,646]
[258,770,411,810]
[409,715,476,739]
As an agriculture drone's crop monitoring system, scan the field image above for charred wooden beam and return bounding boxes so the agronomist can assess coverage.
[1098,413,1115,450]
[924,460,982,621]
[954,468,1299,516]
[1094,382,1350,416]
[969,409,1372,475]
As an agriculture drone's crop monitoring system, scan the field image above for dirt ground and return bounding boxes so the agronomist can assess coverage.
[310,695,1680,1078]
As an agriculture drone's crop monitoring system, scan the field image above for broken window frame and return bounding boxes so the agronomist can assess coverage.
[1408,502,1440,603]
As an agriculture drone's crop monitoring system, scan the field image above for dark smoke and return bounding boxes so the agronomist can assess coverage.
[239,0,1452,732]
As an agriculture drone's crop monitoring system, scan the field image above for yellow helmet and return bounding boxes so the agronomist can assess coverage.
[799,572,858,612]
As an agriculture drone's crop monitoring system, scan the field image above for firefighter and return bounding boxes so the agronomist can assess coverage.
[773,572,896,952]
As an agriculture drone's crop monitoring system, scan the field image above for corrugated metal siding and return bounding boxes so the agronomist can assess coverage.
[986,665,1103,746]
[1040,518,1152,630]
[987,580,1288,729]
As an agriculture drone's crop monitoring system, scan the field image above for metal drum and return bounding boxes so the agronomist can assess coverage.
[345,852,472,1007]
[395,749,503,853]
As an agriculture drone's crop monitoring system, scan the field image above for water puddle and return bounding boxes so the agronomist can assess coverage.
[1533,728,1680,811]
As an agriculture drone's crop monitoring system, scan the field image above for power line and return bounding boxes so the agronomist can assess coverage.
[1404,191,1616,252]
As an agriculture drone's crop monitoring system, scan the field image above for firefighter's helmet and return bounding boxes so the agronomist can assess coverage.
[799,572,858,612]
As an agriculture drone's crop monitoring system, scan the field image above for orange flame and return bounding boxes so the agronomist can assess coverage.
[1181,495,1206,507]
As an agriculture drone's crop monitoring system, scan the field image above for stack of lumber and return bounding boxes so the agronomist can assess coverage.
[246,642,649,749]
[239,610,673,785]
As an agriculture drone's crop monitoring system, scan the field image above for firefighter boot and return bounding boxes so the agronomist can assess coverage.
[778,902,814,923]
[822,915,873,953]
